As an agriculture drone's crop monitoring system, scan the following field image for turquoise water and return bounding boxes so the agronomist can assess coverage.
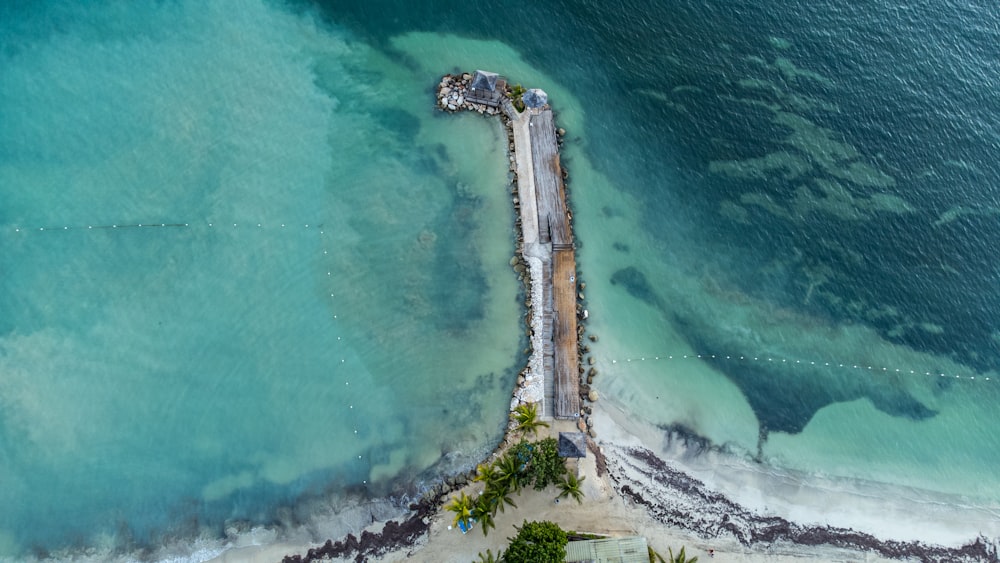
[3,0,1000,558]
[0,2,523,557]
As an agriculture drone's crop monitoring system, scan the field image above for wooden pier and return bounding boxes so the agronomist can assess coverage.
[509,98,581,420]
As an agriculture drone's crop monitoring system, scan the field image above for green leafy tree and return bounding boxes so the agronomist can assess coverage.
[556,472,586,504]
[667,546,698,563]
[512,403,549,437]
[527,437,566,490]
[445,491,475,530]
[504,520,568,563]
[509,84,526,112]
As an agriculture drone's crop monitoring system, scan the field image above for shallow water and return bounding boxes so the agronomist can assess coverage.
[0,2,522,557]
[2,0,1000,558]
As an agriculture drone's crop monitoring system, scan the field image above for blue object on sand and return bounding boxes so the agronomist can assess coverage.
[458,518,475,534]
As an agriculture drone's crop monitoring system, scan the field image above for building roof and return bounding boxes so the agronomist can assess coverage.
[558,432,588,458]
[470,70,499,91]
[523,88,549,108]
[565,536,649,563]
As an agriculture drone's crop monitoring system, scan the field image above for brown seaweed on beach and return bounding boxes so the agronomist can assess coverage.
[280,499,436,563]
[610,446,999,563]
[585,436,607,477]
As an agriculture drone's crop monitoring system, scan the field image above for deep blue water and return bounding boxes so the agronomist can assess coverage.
[322,0,1000,369]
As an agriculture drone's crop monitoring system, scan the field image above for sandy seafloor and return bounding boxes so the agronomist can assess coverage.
[1,0,999,561]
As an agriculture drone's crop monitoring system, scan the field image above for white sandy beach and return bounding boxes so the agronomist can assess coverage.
[210,387,998,563]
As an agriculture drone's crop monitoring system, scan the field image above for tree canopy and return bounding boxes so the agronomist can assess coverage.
[504,520,568,563]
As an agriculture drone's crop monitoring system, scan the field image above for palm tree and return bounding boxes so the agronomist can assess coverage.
[509,83,526,112]
[474,462,500,487]
[483,483,518,514]
[473,496,496,537]
[475,548,505,563]
[445,491,475,530]
[556,473,586,504]
[648,546,666,563]
[667,546,698,563]
[512,403,549,437]
[496,452,524,494]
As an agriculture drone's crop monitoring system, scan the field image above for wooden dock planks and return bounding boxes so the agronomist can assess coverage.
[552,248,581,418]
[525,107,580,419]
[529,111,572,246]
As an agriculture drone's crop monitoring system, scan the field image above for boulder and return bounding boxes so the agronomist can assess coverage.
[588,389,599,402]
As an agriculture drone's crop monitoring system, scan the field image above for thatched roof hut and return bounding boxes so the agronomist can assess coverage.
[523,88,548,109]
[467,70,506,107]
[558,432,587,458]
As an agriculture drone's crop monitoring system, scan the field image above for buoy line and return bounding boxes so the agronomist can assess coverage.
[607,353,993,382]
[8,221,326,233]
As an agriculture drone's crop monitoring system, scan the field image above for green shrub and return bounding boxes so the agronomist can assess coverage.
[504,520,567,563]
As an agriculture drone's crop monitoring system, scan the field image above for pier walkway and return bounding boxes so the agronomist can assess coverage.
[509,103,580,420]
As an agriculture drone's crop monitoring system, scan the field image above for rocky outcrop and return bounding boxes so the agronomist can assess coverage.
[436,73,502,116]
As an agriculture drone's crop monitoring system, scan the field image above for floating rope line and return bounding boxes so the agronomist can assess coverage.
[12,223,190,232]
[607,353,992,382]
[8,221,326,233]
[315,226,369,486]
